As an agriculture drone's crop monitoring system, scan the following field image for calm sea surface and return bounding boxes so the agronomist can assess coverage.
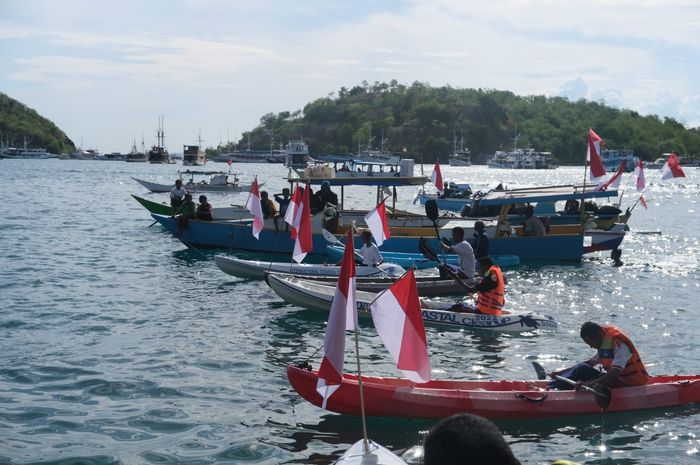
[0,160,698,465]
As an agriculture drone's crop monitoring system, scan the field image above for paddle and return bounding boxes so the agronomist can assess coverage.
[531,361,611,409]
[321,229,404,276]
[418,237,473,292]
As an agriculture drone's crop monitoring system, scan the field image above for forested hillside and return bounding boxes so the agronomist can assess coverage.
[227,81,700,164]
[0,93,75,154]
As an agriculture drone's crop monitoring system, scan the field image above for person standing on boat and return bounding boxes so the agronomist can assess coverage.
[170,179,188,208]
[196,195,213,221]
[273,188,291,216]
[313,180,338,213]
[471,221,489,259]
[440,226,476,283]
[522,205,546,236]
[547,321,648,390]
[473,256,505,316]
[358,231,383,266]
[260,191,277,219]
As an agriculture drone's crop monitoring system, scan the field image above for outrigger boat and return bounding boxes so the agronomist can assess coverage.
[287,365,700,420]
[133,170,259,194]
[214,255,404,280]
[265,273,558,333]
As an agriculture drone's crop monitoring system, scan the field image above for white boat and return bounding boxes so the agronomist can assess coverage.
[449,149,471,166]
[0,147,56,159]
[488,148,557,169]
[285,139,310,168]
[133,170,259,193]
[214,255,402,280]
[183,144,207,166]
[266,273,558,333]
[332,439,407,465]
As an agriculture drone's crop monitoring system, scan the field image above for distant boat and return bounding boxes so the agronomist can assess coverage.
[148,115,171,164]
[285,139,311,168]
[183,144,206,166]
[0,140,57,159]
[488,148,557,169]
[600,149,638,172]
[448,131,471,166]
[126,138,147,163]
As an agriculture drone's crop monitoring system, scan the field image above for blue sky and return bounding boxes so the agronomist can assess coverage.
[1,0,699,153]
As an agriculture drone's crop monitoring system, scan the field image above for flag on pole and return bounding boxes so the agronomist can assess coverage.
[245,176,264,239]
[660,151,686,180]
[316,229,357,409]
[369,268,431,383]
[595,160,625,191]
[431,161,443,194]
[226,159,233,167]
[634,159,646,191]
[364,199,391,246]
[292,181,313,263]
[284,183,301,239]
[639,195,648,209]
[587,129,607,180]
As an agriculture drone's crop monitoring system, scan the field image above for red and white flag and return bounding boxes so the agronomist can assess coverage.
[369,268,431,383]
[284,183,301,239]
[316,229,357,409]
[226,159,233,167]
[292,181,313,263]
[587,129,607,180]
[245,176,264,239]
[660,151,686,180]
[634,159,646,191]
[363,199,391,247]
[431,161,443,194]
[595,160,625,191]
[639,195,648,209]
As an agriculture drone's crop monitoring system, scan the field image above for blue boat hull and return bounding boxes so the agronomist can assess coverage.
[152,215,583,262]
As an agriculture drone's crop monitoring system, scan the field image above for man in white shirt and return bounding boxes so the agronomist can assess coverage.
[440,226,476,283]
[170,179,188,208]
[359,231,383,266]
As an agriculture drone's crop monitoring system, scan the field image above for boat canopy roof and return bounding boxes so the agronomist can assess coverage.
[287,175,428,187]
[475,184,618,206]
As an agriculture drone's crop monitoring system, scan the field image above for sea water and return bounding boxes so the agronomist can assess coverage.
[0,160,698,464]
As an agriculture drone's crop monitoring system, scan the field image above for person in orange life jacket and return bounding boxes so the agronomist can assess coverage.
[547,321,648,390]
[473,256,505,316]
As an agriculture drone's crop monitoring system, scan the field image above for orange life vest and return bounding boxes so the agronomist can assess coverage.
[598,325,648,386]
[476,265,505,316]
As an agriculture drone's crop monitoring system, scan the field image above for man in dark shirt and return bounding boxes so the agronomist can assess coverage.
[274,188,291,217]
[313,181,338,213]
[471,221,489,259]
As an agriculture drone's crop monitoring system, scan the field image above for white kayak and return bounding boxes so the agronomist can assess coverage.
[333,439,407,464]
[214,255,405,280]
[266,273,558,333]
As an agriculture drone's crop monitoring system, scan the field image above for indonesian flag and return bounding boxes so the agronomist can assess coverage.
[245,176,264,239]
[431,161,443,194]
[587,129,607,180]
[369,268,431,383]
[316,229,357,408]
[284,183,301,239]
[595,160,625,191]
[226,159,233,167]
[291,181,313,263]
[363,199,391,247]
[634,159,646,191]
[639,195,648,209]
[660,151,686,180]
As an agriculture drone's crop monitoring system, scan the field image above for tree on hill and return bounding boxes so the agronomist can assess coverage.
[0,93,75,154]
[219,82,700,164]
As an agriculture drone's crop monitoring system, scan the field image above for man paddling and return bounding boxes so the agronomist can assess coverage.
[548,321,648,390]
[440,226,476,284]
[472,256,505,316]
[358,231,383,267]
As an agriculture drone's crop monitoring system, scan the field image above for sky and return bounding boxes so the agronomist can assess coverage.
[1,0,699,153]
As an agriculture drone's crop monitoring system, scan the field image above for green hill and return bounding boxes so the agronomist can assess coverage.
[225,81,700,164]
[0,93,75,154]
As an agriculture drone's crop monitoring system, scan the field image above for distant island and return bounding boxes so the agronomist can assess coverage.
[0,92,75,154]
[218,81,700,165]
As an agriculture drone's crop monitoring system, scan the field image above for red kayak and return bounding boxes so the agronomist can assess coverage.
[287,365,700,420]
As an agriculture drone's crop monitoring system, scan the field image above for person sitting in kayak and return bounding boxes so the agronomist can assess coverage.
[440,226,476,283]
[473,256,505,316]
[547,321,648,390]
[358,231,383,266]
[423,413,520,465]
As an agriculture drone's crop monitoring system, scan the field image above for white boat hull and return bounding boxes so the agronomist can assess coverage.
[214,255,394,280]
[333,439,407,465]
[133,177,256,193]
[266,274,558,333]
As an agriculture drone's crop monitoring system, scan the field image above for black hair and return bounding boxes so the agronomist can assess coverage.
[423,414,520,465]
[580,321,603,339]
[452,226,465,241]
[474,220,485,231]
[478,256,493,268]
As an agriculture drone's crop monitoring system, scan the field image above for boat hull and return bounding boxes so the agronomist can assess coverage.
[291,275,472,297]
[131,194,249,219]
[133,177,255,194]
[326,246,520,269]
[266,274,558,333]
[287,366,700,420]
[213,255,394,279]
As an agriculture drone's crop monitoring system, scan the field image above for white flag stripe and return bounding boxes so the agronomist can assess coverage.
[364,208,386,246]
[370,289,407,362]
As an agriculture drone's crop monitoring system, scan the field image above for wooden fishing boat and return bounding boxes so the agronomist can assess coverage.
[213,255,403,280]
[287,365,700,420]
[325,245,520,269]
[131,194,250,219]
[286,274,471,297]
[265,273,558,333]
[133,170,259,194]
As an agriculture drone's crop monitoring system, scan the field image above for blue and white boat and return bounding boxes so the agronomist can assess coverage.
[600,149,639,172]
